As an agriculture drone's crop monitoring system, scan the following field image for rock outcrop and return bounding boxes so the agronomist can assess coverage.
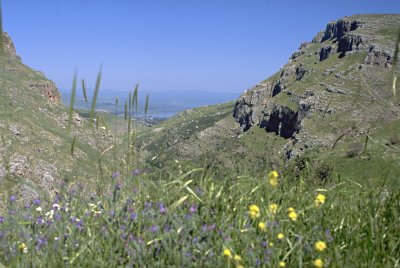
[2,32,21,60]
[30,81,61,103]
[321,19,362,42]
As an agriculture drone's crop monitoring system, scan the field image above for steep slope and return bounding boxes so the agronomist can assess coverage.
[0,33,119,208]
[140,14,400,181]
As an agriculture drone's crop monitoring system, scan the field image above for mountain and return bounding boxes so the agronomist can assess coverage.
[0,33,121,209]
[139,14,400,182]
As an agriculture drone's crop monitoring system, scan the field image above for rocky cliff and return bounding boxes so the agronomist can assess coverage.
[140,14,400,178]
[2,32,61,103]
[233,14,400,159]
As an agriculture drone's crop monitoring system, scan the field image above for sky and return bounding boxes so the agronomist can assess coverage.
[3,0,400,93]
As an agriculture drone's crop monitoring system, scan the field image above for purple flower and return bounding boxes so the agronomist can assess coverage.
[144,201,153,209]
[0,231,4,238]
[37,216,44,225]
[189,204,197,214]
[33,198,41,205]
[0,216,5,223]
[149,225,159,233]
[158,203,166,214]
[10,195,16,203]
[112,171,120,178]
[132,169,143,176]
[130,213,137,221]
[76,220,84,230]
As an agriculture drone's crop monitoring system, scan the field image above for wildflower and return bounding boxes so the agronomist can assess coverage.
[314,241,327,252]
[52,204,60,210]
[149,225,159,233]
[223,248,232,258]
[258,222,267,232]
[112,171,120,178]
[234,254,242,262]
[313,258,324,268]
[288,210,298,221]
[36,207,42,212]
[269,203,278,214]
[279,261,286,267]
[236,265,244,268]
[33,198,41,205]
[268,171,279,187]
[287,207,295,213]
[314,194,326,207]
[18,242,28,253]
[10,195,16,203]
[269,242,274,247]
[277,233,285,240]
[248,204,260,219]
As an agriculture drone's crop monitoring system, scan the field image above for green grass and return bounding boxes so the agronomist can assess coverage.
[0,166,399,267]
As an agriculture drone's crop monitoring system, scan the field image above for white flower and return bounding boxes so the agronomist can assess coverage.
[36,207,42,212]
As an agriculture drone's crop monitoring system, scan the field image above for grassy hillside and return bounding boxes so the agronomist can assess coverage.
[138,14,400,186]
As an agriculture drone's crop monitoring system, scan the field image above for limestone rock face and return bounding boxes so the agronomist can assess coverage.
[364,46,393,67]
[319,46,333,61]
[321,19,362,42]
[260,105,301,138]
[2,32,21,60]
[30,81,61,103]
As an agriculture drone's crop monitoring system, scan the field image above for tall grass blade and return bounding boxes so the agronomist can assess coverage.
[145,94,149,115]
[393,29,400,97]
[133,84,139,114]
[81,79,88,105]
[90,66,102,127]
[71,136,76,156]
[129,92,132,111]
[0,0,3,55]
[67,71,77,131]
[124,100,128,120]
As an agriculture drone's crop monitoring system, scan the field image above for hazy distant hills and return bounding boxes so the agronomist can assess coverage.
[59,88,240,118]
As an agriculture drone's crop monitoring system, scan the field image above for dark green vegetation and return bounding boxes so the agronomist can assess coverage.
[0,14,399,267]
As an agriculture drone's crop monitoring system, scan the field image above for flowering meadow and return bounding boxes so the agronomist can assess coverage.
[0,168,398,267]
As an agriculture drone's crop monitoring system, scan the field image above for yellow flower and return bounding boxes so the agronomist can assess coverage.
[258,222,267,232]
[234,254,242,262]
[313,258,324,268]
[314,241,327,252]
[277,233,285,240]
[314,194,326,207]
[288,210,298,221]
[248,204,260,219]
[236,265,244,268]
[269,242,274,247]
[268,171,279,187]
[18,243,28,254]
[287,207,295,213]
[279,261,286,267]
[223,248,232,258]
[269,203,278,214]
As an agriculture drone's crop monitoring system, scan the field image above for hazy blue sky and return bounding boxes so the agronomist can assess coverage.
[3,1,400,93]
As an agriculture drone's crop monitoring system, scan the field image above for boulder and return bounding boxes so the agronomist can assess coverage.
[319,46,333,61]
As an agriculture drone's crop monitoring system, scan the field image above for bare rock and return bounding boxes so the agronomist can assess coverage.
[2,32,21,61]
[319,46,333,61]
[30,80,61,103]
[9,124,21,136]
[364,45,393,67]
[321,19,362,42]
[9,154,29,177]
